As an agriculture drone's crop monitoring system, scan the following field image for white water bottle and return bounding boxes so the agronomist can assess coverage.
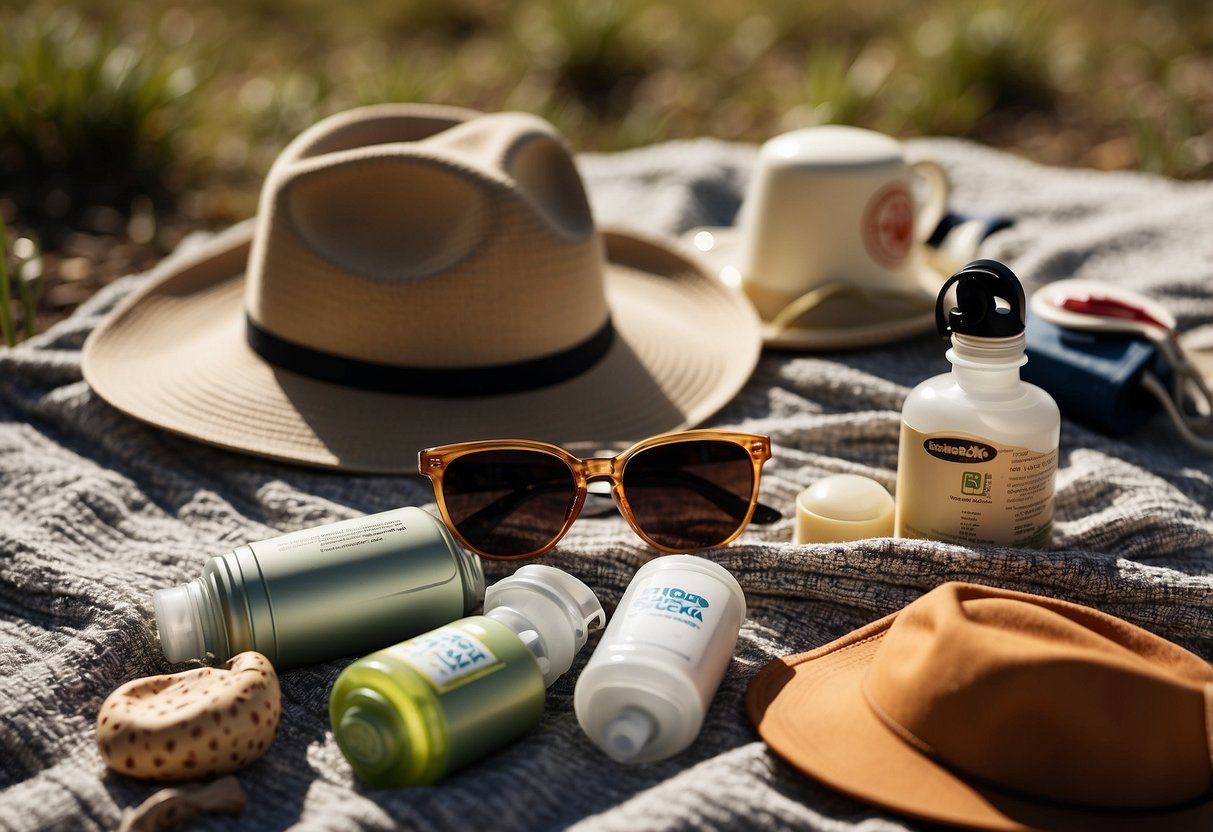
[895,259,1060,547]
[574,556,746,763]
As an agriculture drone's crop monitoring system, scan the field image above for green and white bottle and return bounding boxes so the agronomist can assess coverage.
[330,564,605,786]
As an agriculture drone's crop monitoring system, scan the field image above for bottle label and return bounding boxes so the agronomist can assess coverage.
[258,510,415,557]
[896,425,1057,546]
[614,571,732,670]
[390,625,500,692]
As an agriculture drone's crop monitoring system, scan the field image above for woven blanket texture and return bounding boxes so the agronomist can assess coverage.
[1,135,1212,831]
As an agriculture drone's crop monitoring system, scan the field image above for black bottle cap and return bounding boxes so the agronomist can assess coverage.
[935,259,1026,339]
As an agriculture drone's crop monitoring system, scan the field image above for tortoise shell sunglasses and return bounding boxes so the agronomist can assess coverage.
[419,430,778,560]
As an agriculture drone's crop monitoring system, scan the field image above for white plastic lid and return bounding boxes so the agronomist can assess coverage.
[483,564,605,687]
[794,474,895,543]
[152,582,206,663]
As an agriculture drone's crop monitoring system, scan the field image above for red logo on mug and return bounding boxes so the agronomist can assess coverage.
[863,183,914,268]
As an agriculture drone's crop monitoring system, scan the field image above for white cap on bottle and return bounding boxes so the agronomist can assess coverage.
[602,707,658,762]
[483,564,605,687]
[152,581,207,663]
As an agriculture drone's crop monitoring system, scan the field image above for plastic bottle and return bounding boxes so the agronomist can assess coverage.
[329,564,605,787]
[895,259,1060,547]
[152,506,484,669]
[574,555,746,763]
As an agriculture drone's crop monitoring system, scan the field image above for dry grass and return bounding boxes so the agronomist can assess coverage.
[2,0,1212,335]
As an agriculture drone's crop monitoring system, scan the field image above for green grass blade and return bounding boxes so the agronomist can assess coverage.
[0,216,14,348]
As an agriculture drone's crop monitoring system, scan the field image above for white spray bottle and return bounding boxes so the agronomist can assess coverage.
[574,556,745,763]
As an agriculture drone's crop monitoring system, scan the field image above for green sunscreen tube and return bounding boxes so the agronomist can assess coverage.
[153,506,484,669]
[330,565,604,786]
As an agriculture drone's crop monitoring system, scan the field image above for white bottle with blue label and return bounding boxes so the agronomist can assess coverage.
[574,555,746,763]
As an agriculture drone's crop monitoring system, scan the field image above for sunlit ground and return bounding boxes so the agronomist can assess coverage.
[1,0,1211,334]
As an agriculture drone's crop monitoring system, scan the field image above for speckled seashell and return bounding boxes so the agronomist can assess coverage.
[97,651,281,781]
[118,776,247,831]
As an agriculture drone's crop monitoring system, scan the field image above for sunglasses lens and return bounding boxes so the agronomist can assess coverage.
[623,440,754,551]
[440,450,577,558]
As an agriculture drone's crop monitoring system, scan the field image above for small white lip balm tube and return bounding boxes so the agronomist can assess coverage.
[574,555,746,764]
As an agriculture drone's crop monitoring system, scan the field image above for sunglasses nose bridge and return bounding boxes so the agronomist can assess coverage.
[581,457,617,481]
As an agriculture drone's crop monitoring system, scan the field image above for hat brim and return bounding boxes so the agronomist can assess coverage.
[686,226,945,351]
[81,221,761,474]
[746,612,1213,832]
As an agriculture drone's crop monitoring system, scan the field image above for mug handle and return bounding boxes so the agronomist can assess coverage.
[911,159,949,242]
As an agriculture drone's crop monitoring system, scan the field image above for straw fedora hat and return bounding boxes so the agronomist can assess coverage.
[82,104,762,473]
[747,582,1213,831]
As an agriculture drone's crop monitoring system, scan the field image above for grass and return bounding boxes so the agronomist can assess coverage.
[1,0,1212,338]
[0,7,197,234]
[0,217,43,346]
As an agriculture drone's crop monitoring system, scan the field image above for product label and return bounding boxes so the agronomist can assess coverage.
[896,426,1057,547]
[260,511,414,557]
[614,571,731,669]
[390,625,500,692]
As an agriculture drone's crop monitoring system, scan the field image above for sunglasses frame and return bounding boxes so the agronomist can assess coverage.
[419,429,773,560]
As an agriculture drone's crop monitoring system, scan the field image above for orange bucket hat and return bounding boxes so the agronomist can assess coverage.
[747,582,1213,831]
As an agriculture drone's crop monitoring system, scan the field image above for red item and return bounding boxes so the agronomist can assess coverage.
[1058,294,1171,330]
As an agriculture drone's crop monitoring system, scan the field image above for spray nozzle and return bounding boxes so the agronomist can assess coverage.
[483,565,605,687]
[936,259,1026,339]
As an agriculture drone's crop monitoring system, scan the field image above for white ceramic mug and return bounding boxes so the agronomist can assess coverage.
[737,125,949,322]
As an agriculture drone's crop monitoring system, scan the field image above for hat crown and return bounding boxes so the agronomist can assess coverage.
[245,105,609,369]
[865,583,1213,811]
[80,103,762,472]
